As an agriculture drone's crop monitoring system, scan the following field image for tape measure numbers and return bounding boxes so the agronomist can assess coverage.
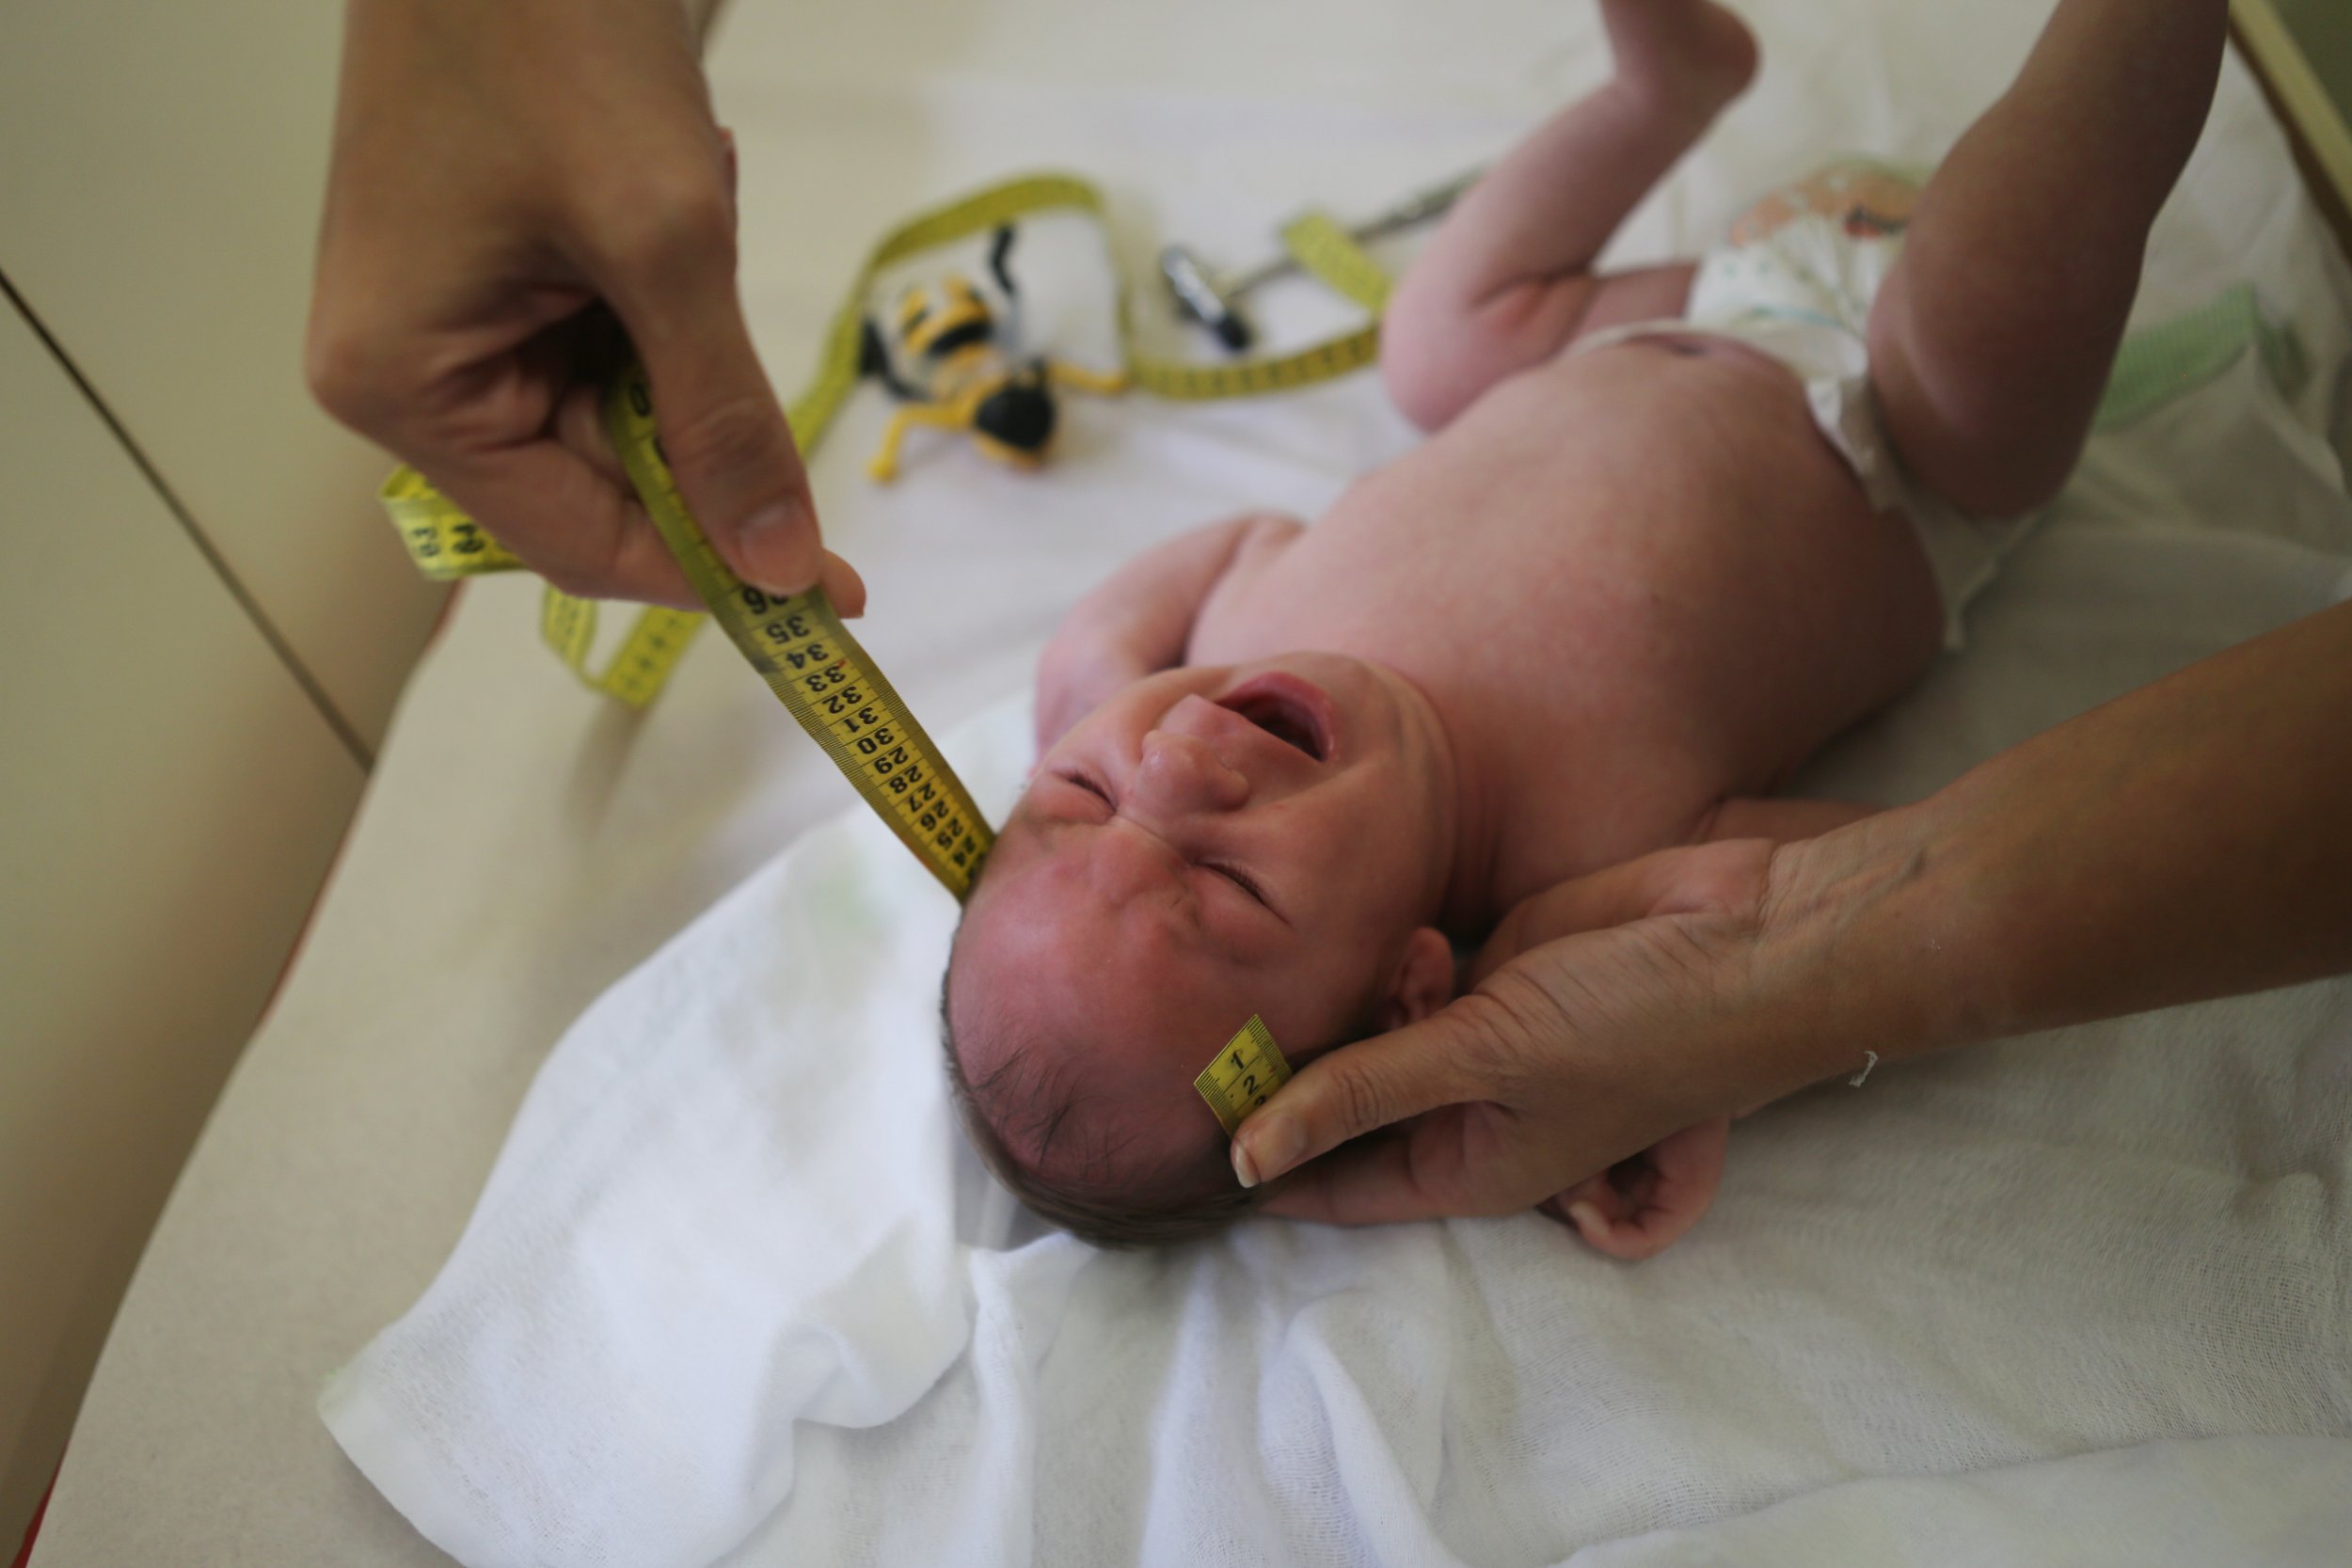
[1195,1015,1295,1137]
[604,363,993,898]
[381,465,521,578]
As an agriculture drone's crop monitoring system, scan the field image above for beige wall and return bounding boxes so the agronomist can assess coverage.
[0,0,447,1544]
[0,0,446,759]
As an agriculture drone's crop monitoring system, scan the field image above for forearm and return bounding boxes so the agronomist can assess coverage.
[1758,601,2352,1081]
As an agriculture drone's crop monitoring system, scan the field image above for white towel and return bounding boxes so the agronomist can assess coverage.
[319,707,1025,1568]
[321,343,2352,1563]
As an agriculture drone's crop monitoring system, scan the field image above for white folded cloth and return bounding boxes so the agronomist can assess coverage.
[320,706,1031,1568]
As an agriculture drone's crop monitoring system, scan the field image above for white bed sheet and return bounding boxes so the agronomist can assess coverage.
[32,0,2352,1561]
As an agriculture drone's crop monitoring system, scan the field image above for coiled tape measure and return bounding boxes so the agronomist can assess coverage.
[383,171,1373,1094]
[385,171,1395,709]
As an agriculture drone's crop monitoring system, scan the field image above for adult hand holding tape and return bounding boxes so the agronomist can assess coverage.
[308,0,858,610]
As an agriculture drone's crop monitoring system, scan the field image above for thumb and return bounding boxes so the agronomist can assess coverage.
[604,230,825,598]
[1232,1006,1488,1195]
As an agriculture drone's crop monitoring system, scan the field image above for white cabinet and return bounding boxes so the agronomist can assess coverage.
[0,293,373,1544]
[0,0,459,1536]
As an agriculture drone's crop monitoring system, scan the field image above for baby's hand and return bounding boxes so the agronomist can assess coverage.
[1546,1116,1729,1259]
[1033,646,1147,756]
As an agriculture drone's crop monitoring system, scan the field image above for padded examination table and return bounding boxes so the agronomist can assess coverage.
[31,0,2352,1560]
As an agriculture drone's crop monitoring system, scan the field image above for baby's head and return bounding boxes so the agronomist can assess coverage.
[944,655,1458,1244]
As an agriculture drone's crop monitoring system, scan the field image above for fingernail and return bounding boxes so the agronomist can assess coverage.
[1566,1200,1606,1238]
[1232,1140,1261,1190]
[737,501,818,595]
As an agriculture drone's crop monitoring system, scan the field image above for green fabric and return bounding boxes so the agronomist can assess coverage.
[2093,283,2308,431]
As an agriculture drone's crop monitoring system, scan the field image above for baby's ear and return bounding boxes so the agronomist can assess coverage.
[1381,927,1456,1030]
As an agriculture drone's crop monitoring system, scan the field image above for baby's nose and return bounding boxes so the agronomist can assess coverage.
[1134,727,1249,816]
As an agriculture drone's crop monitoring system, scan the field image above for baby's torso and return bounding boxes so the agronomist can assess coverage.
[1188,336,1940,916]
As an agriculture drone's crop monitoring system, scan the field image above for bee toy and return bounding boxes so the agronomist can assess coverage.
[860,225,1129,483]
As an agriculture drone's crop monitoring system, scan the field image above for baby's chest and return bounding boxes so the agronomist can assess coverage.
[1190,450,1730,687]
[1195,349,1878,688]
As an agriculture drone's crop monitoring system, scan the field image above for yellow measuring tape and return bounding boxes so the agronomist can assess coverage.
[380,172,1391,891]
[384,171,1393,695]
[604,362,993,895]
[381,461,714,707]
[1195,1015,1295,1136]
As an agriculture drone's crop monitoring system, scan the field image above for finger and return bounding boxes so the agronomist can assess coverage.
[597,198,826,599]
[549,352,860,617]
[1556,1200,1684,1262]
[1260,1113,1517,1226]
[1231,1008,1493,1190]
[1641,1116,1730,1227]
[1261,1135,1455,1226]
[432,441,698,609]
[1550,1117,1728,1260]
[1551,1176,1621,1251]
[821,551,867,618]
[552,375,631,491]
[544,378,861,618]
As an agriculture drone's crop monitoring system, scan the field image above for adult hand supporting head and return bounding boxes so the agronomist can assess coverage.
[307,0,863,611]
[1240,596,2352,1225]
[1236,837,1838,1225]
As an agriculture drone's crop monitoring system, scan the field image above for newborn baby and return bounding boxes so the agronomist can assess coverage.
[947,0,2137,1252]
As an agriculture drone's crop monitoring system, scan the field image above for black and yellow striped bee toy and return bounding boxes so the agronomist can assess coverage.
[859,225,1129,483]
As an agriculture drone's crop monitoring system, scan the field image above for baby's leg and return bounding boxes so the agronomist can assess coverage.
[1382,0,1756,431]
[1867,0,2230,517]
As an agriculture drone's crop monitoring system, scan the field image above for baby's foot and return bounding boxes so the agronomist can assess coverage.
[1600,0,1759,131]
[1543,1115,1730,1259]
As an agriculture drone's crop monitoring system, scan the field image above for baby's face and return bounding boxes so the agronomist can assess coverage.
[948,654,1454,1186]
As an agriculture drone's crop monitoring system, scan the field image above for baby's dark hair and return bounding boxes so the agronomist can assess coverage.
[939,966,1264,1248]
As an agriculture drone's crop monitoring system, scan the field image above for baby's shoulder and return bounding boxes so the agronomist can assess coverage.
[1189,512,1306,647]
[1213,511,1308,591]
[1230,510,1307,559]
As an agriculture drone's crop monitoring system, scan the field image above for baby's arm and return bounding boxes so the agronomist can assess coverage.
[1381,0,1755,431]
[1034,512,1301,752]
[1475,797,1880,1259]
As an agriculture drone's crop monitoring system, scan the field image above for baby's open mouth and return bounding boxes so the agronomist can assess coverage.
[1216,677,1331,762]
